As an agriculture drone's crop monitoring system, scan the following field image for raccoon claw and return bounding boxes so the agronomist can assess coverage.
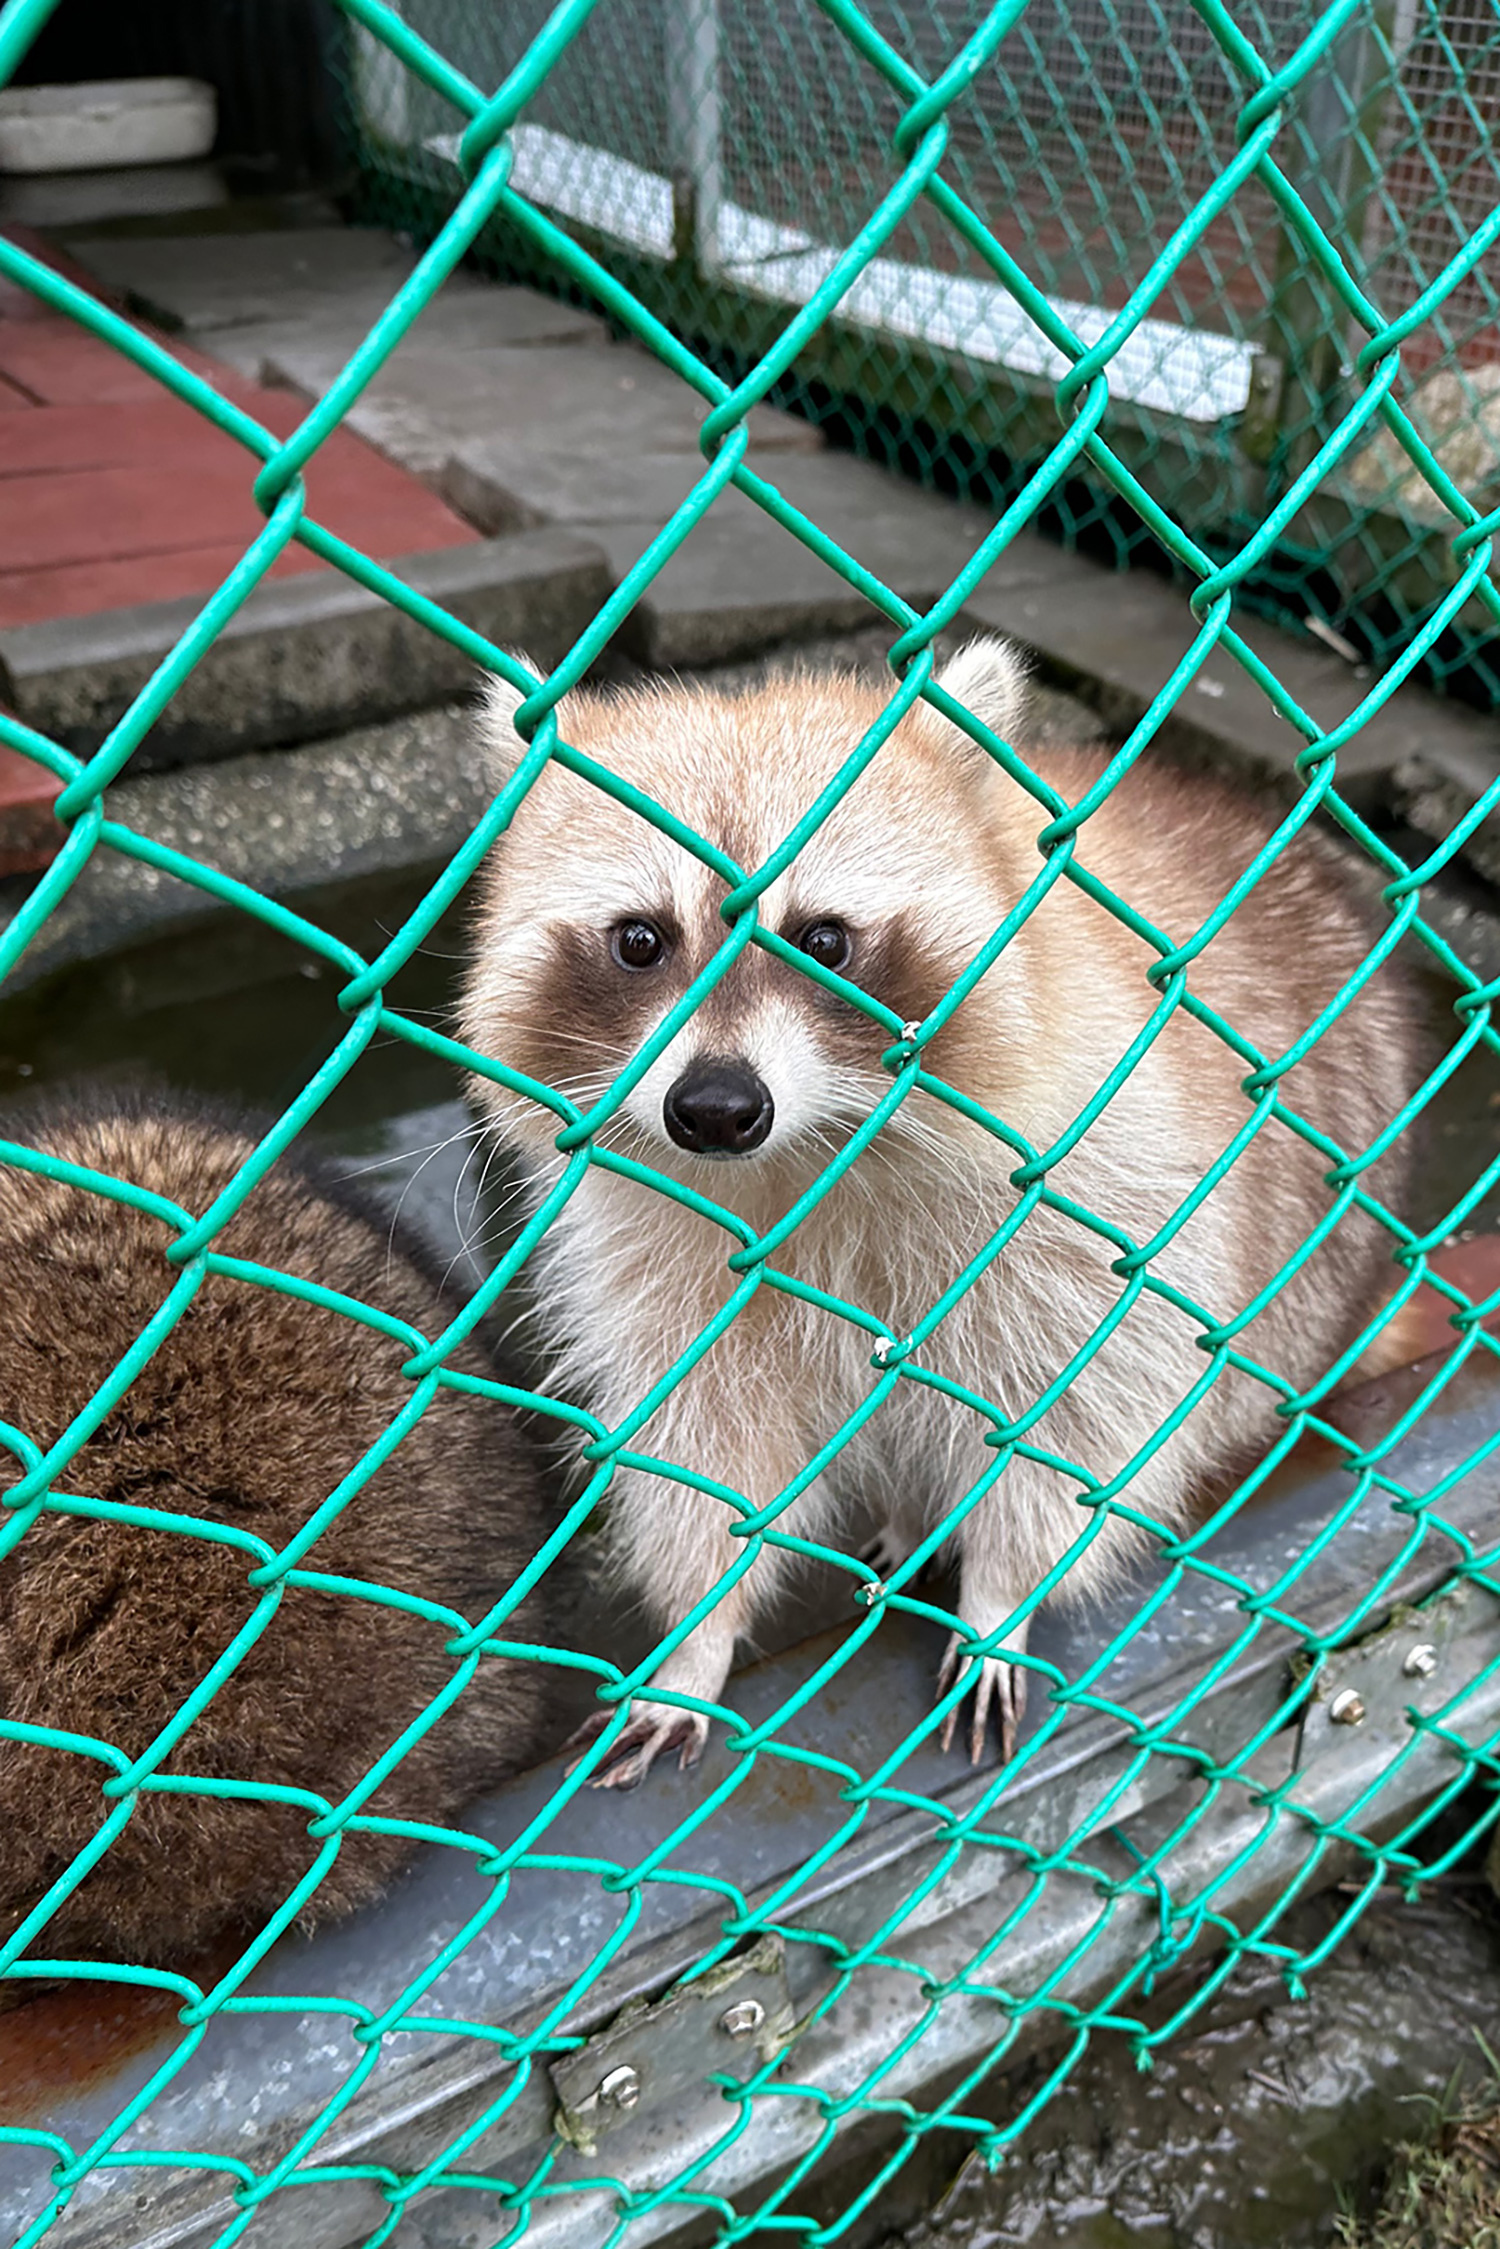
[563,1702,709,1790]
[936,1634,1027,1764]
[859,1524,915,1582]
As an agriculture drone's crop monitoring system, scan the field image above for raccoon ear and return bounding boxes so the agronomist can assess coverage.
[929,637,1028,755]
[476,657,542,783]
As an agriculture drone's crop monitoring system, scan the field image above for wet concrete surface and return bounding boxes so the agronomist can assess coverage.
[867,1876,1500,2249]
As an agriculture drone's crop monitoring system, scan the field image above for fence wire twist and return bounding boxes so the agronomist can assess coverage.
[0,0,1498,2240]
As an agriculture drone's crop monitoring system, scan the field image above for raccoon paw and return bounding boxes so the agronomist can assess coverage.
[936,1634,1028,1765]
[563,1701,709,1790]
[859,1523,917,1583]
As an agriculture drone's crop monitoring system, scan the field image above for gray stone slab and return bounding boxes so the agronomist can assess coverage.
[0,703,492,993]
[593,511,873,666]
[2,161,229,232]
[0,530,611,765]
[440,441,710,532]
[266,341,825,480]
[579,455,1007,668]
[74,229,463,334]
[959,538,1500,813]
[209,288,607,382]
[440,437,973,541]
[68,227,606,382]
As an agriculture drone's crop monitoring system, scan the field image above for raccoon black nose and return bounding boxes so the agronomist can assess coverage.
[663,1061,774,1155]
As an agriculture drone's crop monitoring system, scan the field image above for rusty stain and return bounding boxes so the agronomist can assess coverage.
[0,1941,241,2124]
[1241,1232,1500,1504]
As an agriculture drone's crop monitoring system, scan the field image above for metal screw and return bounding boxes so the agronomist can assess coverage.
[598,2065,640,2111]
[1329,1688,1366,1726]
[720,1999,766,2039]
[1403,1643,1438,1679]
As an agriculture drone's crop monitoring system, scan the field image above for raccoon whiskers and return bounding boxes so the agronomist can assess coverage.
[442,1172,547,1296]
[436,1130,511,1295]
[334,1125,475,1294]
[444,1126,497,1283]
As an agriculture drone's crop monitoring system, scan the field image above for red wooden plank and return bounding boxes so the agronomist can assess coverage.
[0,741,61,874]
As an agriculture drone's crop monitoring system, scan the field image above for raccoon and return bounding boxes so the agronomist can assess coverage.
[0,1090,555,1979]
[460,640,1427,1787]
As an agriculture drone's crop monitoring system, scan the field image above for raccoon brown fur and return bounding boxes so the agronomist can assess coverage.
[0,1091,554,1980]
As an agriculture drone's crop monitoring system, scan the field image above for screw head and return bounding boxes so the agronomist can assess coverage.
[1403,1643,1438,1679]
[720,1999,766,2038]
[598,2064,640,2111]
[1329,1688,1366,1726]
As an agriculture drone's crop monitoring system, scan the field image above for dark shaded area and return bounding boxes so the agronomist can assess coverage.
[9,0,345,192]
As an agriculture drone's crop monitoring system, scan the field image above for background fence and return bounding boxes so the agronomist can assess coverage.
[1,0,1500,2242]
[348,0,1500,706]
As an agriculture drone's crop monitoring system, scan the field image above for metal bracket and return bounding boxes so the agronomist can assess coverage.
[550,1935,795,2160]
[1294,1587,1474,1806]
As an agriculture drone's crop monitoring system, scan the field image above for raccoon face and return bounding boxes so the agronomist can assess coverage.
[461,644,1033,1176]
[583,894,940,1166]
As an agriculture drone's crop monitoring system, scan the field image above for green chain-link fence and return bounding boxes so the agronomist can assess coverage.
[344,0,1500,706]
[1,0,1499,2240]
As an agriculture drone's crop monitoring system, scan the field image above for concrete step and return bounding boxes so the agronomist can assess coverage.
[957,546,1500,819]
[70,224,609,378]
[0,528,611,767]
[469,450,998,669]
[70,225,824,481]
[265,337,824,480]
[0,699,494,993]
[32,223,1500,878]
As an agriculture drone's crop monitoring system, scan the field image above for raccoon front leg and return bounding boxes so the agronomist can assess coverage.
[567,1454,815,1791]
[937,1499,1043,1764]
[936,1618,1030,1764]
[565,1577,746,1793]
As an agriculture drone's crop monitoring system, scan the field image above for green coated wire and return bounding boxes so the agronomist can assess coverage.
[0,0,1495,2236]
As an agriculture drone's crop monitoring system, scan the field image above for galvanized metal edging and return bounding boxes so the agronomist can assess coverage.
[44,1352,1500,2249]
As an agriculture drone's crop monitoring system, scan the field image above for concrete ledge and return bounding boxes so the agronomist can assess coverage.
[0,531,613,767]
[69,229,608,357]
[0,702,493,993]
[958,539,1500,816]
[526,454,998,670]
[57,226,1496,840]
[266,341,825,482]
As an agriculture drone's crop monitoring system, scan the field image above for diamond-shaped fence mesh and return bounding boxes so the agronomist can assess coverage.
[347,0,1500,702]
[0,0,1498,2241]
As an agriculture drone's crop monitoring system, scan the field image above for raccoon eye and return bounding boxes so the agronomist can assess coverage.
[611,919,667,970]
[798,919,852,972]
